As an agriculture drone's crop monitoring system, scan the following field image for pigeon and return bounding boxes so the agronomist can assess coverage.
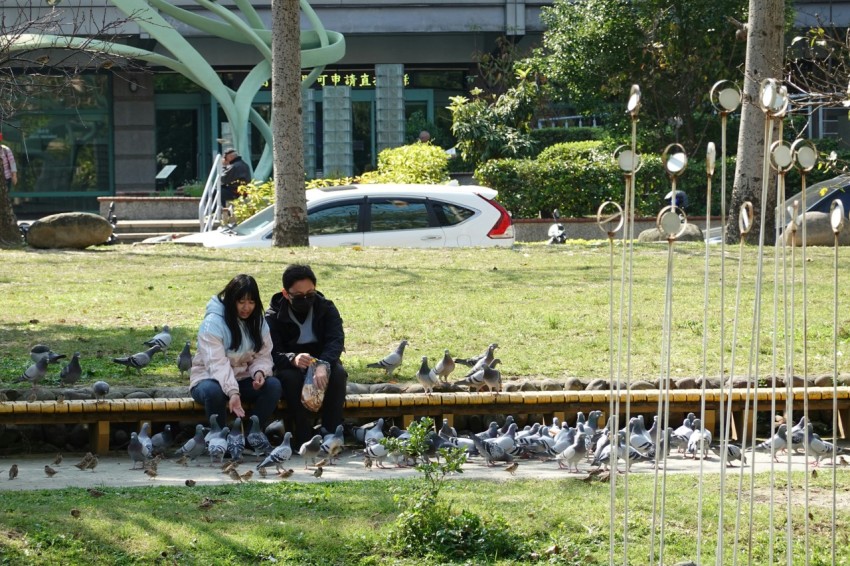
[804,423,849,467]
[93,380,110,401]
[59,352,82,386]
[208,427,230,465]
[628,416,655,456]
[366,340,408,376]
[299,434,323,469]
[247,415,273,460]
[30,345,66,364]
[177,341,192,378]
[138,422,154,456]
[227,418,246,461]
[463,343,499,377]
[711,442,746,467]
[455,343,498,367]
[112,345,161,374]
[175,424,207,464]
[674,413,696,438]
[454,359,502,392]
[354,418,385,445]
[144,325,173,353]
[557,432,587,472]
[439,419,458,439]
[264,419,287,446]
[44,465,58,478]
[18,357,48,388]
[257,432,293,471]
[686,419,712,459]
[416,356,440,395]
[128,432,149,469]
[750,423,787,462]
[150,425,174,457]
[319,425,345,464]
[789,415,807,454]
[363,442,389,468]
[205,414,223,446]
[471,434,512,466]
[434,349,456,382]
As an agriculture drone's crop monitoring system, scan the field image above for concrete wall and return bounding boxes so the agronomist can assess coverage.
[112,73,156,194]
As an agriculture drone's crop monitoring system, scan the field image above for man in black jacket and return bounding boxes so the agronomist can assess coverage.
[265,264,347,445]
[220,148,250,205]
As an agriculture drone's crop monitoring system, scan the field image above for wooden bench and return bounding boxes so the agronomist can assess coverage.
[2,387,849,454]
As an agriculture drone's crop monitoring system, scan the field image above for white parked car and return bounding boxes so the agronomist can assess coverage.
[174,183,515,248]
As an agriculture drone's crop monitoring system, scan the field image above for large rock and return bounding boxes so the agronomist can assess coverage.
[784,212,850,246]
[26,212,112,249]
[638,223,703,242]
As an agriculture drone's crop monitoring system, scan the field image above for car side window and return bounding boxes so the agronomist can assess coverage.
[308,203,360,235]
[369,198,431,232]
[432,201,475,226]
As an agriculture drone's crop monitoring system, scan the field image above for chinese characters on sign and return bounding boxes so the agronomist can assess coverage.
[298,73,411,88]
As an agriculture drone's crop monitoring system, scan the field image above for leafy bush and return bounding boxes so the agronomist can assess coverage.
[476,140,743,218]
[529,127,607,156]
[362,142,450,184]
[383,417,528,560]
[231,179,273,222]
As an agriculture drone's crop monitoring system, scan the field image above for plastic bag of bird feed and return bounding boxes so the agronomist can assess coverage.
[301,359,329,412]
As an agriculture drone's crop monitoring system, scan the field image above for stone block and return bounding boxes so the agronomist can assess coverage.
[26,212,113,249]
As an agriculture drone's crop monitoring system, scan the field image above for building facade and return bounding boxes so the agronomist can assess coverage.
[1,0,551,218]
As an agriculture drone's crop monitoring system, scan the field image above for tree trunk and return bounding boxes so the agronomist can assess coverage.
[726,0,785,245]
[0,176,22,248]
[271,0,308,247]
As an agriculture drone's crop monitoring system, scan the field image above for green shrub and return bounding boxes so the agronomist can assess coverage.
[231,179,273,222]
[529,127,607,156]
[363,142,450,184]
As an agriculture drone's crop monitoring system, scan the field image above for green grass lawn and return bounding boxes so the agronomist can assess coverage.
[1,241,848,389]
[1,473,847,565]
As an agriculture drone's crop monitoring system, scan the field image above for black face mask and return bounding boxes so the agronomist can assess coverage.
[289,294,315,314]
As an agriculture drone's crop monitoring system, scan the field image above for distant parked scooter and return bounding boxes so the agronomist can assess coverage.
[546,209,567,245]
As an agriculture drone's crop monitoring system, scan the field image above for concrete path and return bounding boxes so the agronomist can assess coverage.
[0,448,839,492]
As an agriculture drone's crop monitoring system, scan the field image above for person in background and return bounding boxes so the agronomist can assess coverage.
[190,274,282,429]
[418,130,431,143]
[220,148,250,222]
[266,264,347,446]
[0,134,18,189]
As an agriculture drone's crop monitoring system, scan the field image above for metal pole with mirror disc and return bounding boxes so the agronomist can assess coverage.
[708,82,741,563]
[829,199,844,566]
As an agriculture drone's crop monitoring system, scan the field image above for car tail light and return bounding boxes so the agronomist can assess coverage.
[478,194,514,239]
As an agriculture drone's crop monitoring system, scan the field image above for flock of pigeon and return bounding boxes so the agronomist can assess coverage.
[7,407,848,485]
[367,341,502,393]
[12,326,194,398]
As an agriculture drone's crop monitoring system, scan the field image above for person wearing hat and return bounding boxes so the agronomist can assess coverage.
[0,134,17,190]
[220,148,250,219]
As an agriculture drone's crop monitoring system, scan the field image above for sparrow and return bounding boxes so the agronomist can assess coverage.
[314,458,329,468]
[8,464,18,480]
[313,466,324,478]
[258,467,267,478]
[364,457,373,470]
[87,488,105,498]
[175,455,189,467]
[44,465,58,478]
[185,479,197,487]
[228,469,243,483]
[52,453,63,466]
[144,468,158,480]
[85,456,99,472]
[239,470,253,482]
[505,462,519,475]
[70,509,81,519]
[74,453,94,470]
[278,469,294,479]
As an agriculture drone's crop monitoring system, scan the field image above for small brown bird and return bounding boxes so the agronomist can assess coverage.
[313,466,324,478]
[598,470,611,483]
[53,453,63,466]
[505,462,518,475]
[87,488,105,498]
[57,394,65,404]
[839,456,849,468]
[8,464,18,480]
[258,467,267,478]
[314,458,330,468]
[364,457,373,469]
[44,465,58,478]
[221,462,238,474]
[278,468,294,479]
[185,479,196,487]
[144,468,157,480]
[26,391,37,403]
[812,468,818,479]
[70,509,81,519]
[74,453,94,470]
[198,497,216,510]
[240,470,253,482]
[175,455,189,467]
[228,469,243,483]
[85,456,99,472]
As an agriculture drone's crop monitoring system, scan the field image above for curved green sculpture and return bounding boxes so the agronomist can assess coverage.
[8,0,345,180]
